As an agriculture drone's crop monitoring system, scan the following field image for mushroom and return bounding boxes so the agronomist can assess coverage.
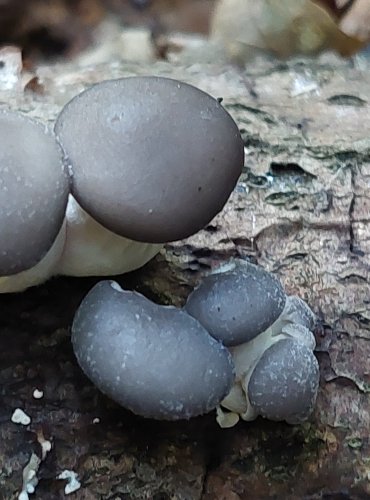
[185,260,286,346]
[0,110,69,293]
[247,338,319,424]
[0,78,244,290]
[54,76,244,276]
[71,280,235,420]
[183,260,320,427]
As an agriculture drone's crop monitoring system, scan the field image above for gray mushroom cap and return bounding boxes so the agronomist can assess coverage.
[72,280,235,420]
[55,76,244,243]
[184,262,286,346]
[0,111,69,275]
[248,338,320,424]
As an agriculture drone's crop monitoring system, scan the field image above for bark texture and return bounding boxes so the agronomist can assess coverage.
[0,49,370,499]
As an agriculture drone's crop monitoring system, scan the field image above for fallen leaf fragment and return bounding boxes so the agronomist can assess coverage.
[339,0,370,41]
[211,0,367,63]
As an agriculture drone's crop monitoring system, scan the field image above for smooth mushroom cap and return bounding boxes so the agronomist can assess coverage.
[72,280,235,420]
[248,338,320,424]
[55,76,244,243]
[0,111,69,275]
[185,261,286,346]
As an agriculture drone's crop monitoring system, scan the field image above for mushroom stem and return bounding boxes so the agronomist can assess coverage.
[0,222,66,293]
[0,195,162,293]
[56,195,162,277]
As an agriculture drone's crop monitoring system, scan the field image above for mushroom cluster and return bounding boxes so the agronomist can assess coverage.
[184,260,319,427]
[1,77,320,426]
[0,76,244,291]
[72,260,319,425]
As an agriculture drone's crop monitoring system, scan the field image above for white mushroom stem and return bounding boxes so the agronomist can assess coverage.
[56,196,162,277]
[216,295,317,428]
[0,195,162,293]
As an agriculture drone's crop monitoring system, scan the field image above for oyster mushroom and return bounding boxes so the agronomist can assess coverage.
[248,338,319,424]
[185,260,286,346]
[54,76,244,277]
[0,110,69,293]
[184,260,320,427]
[71,280,235,420]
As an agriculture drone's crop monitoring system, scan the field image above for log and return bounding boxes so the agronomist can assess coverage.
[0,43,369,498]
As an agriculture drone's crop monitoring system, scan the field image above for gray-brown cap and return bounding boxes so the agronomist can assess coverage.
[0,110,69,275]
[185,261,286,346]
[248,338,320,424]
[72,280,235,420]
[55,76,244,243]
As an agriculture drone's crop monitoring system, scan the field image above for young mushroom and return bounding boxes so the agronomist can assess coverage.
[185,260,286,346]
[247,338,319,424]
[71,280,235,420]
[184,260,320,428]
[0,110,69,293]
[54,76,244,277]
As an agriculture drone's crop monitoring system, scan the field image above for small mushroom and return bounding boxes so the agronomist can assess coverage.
[217,299,319,426]
[185,260,286,346]
[183,260,319,427]
[55,76,244,245]
[0,110,69,293]
[248,338,319,424]
[72,280,235,420]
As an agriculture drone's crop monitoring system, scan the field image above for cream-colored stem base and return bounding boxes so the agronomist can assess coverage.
[56,196,162,277]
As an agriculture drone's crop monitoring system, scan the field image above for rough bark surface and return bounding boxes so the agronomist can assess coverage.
[0,48,370,499]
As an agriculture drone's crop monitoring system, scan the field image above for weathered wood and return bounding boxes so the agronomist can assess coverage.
[0,47,370,499]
